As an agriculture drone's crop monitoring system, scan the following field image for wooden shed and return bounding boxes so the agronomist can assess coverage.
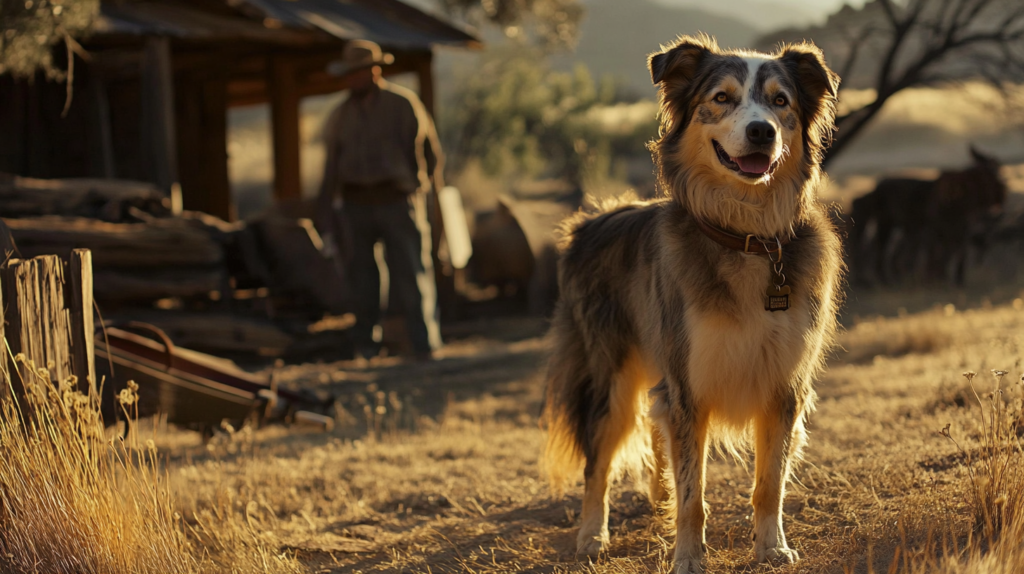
[0,0,479,221]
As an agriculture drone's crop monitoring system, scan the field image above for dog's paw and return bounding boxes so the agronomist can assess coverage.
[576,535,607,560]
[758,545,800,565]
[672,557,704,574]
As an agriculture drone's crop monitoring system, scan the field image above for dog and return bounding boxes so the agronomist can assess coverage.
[541,34,843,573]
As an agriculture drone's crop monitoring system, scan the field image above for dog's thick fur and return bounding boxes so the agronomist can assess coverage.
[542,35,843,573]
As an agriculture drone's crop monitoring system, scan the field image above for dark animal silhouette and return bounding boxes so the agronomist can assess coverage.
[849,146,1006,287]
[924,146,1006,285]
[849,178,933,285]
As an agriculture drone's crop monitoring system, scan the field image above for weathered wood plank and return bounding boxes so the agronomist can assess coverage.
[3,255,73,385]
[5,216,223,268]
[68,249,96,390]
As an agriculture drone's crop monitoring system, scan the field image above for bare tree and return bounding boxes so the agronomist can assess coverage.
[817,0,1024,166]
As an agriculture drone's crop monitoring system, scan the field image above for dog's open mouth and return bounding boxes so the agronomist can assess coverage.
[713,140,776,178]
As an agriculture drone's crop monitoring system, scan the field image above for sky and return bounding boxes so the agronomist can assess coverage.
[650,0,869,30]
[405,0,872,33]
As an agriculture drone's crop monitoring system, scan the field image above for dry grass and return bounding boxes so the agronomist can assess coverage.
[0,355,195,574]
[5,303,1024,573]
[134,304,1024,574]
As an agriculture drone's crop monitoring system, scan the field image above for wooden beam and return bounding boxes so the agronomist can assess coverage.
[142,37,182,213]
[269,57,302,200]
[415,52,435,119]
[200,79,233,220]
[90,74,117,178]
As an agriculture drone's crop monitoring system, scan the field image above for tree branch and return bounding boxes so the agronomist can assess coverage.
[824,0,1024,167]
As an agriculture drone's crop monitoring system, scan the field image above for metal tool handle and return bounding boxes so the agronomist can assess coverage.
[120,321,176,372]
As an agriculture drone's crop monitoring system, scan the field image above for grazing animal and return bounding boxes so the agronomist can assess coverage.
[925,146,1006,285]
[541,35,843,573]
[848,178,933,286]
[849,146,1006,287]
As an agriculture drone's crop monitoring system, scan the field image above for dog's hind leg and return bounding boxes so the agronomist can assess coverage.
[655,380,709,574]
[752,391,805,565]
[577,354,650,559]
[649,423,670,509]
[577,431,616,558]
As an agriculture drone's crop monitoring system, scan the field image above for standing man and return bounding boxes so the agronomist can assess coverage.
[319,40,443,360]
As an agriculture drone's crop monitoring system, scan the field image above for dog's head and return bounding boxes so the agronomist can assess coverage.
[649,35,839,235]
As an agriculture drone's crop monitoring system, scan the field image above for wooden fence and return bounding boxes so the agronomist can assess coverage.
[2,249,95,391]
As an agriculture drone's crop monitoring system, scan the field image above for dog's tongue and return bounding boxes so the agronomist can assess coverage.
[733,153,771,175]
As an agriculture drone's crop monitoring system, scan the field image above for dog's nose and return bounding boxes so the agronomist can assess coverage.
[746,121,776,146]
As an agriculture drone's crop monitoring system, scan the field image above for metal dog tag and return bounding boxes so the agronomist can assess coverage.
[765,285,791,312]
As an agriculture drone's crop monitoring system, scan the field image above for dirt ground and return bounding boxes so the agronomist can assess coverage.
[150,285,1024,574]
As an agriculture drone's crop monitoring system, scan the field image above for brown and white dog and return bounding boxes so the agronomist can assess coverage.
[542,35,843,573]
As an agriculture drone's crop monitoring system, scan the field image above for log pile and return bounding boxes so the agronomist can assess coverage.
[6,214,229,304]
[0,173,170,221]
[0,175,350,357]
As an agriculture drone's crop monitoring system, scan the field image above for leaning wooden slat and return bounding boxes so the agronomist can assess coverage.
[68,249,96,392]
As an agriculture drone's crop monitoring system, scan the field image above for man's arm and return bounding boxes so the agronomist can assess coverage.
[317,104,344,241]
[319,105,343,202]
[396,90,444,193]
[422,110,445,192]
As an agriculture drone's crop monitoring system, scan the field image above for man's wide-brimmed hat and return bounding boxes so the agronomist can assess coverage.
[327,40,395,77]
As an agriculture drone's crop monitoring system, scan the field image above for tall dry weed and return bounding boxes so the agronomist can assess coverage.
[0,354,197,574]
[942,370,1024,539]
[925,369,1024,573]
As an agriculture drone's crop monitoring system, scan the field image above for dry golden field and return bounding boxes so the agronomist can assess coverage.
[101,294,1022,574]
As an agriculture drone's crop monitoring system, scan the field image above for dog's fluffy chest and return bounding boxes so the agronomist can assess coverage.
[685,253,811,422]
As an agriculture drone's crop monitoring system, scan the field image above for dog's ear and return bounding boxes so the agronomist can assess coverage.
[780,42,840,152]
[649,35,715,86]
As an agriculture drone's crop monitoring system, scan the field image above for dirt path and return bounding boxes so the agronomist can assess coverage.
[160,303,1024,573]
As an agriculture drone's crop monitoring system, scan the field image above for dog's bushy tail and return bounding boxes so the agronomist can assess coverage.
[541,309,658,496]
[540,308,591,494]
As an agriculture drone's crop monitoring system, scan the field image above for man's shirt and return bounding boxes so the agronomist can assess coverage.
[320,81,442,199]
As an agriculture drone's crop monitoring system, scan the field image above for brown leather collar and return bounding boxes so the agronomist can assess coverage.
[693,217,791,257]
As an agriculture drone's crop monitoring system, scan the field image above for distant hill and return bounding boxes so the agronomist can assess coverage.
[432,0,760,102]
[650,0,829,32]
[560,0,760,96]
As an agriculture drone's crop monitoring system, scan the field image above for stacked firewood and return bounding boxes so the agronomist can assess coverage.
[1,175,230,304]
[0,175,349,357]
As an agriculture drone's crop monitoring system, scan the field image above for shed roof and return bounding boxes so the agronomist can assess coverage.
[238,0,480,49]
[92,0,480,50]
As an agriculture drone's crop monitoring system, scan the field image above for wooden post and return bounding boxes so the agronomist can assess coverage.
[413,52,457,319]
[201,79,233,220]
[1,252,94,392]
[175,75,233,220]
[270,57,302,200]
[415,53,435,119]
[90,73,116,178]
[143,37,182,213]
[415,52,435,120]
[67,249,95,389]
[3,255,74,385]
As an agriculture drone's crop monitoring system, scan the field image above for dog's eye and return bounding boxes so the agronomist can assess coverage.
[714,92,728,103]
[774,95,788,107]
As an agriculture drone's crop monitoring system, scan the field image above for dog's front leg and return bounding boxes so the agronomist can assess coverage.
[666,385,709,574]
[752,391,805,564]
